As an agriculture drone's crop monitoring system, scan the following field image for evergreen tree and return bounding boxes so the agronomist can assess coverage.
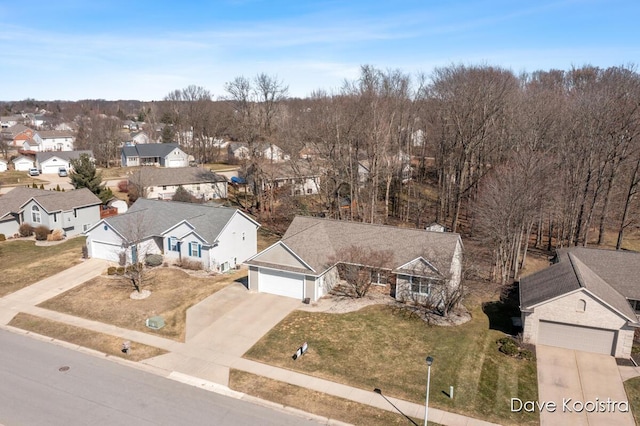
[69,154,113,203]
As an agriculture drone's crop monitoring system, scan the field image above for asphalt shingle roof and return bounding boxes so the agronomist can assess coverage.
[249,216,461,275]
[103,198,244,244]
[122,143,182,158]
[0,187,101,219]
[36,150,93,163]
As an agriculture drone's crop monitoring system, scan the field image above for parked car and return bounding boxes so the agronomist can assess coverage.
[28,168,40,176]
[58,168,68,177]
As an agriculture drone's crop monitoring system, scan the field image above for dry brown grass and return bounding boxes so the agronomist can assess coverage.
[258,227,281,251]
[39,267,246,341]
[229,370,425,426]
[9,312,167,361]
[0,237,86,297]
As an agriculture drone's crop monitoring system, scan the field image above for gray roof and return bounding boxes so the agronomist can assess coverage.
[248,216,461,275]
[129,167,227,187]
[0,187,101,219]
[103,198,253,244]
[122,143,183,158]
[520,247,639,321]
[36,150,93,163]
[37,130,74,139]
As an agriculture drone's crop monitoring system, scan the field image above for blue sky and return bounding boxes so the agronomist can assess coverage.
[0,0,638,101]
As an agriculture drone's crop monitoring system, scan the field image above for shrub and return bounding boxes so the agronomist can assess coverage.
[55,184,61,191]
[519,349,535,361]
[116,267,125,275]
[145,254,163,267]
[19,223,34,237]
[180,259,203,271]
[107,266,117,275]
[48,229,65,241]
[117,180,129,193]
[0,234,5,242]
[497,337,519,357]
[81,245,89,259]
[34,225,50,241]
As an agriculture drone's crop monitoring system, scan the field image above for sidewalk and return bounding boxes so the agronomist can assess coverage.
[0,263,501,426]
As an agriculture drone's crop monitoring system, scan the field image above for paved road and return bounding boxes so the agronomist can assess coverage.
[0,329,320,426]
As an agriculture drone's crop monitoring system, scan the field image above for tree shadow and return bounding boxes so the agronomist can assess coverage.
[482,282,522,335]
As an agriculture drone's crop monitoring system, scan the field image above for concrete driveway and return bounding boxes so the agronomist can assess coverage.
[32,173,74,190]
[536,345,635,425]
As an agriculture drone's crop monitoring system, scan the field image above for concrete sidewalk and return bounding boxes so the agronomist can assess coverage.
[0,263,501,426]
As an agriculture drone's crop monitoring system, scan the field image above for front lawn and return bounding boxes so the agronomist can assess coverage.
[244,303,538,425]
[0,170,44,186]
[624,377,640,425]
[0,237,86,297]
[39,267,246,341]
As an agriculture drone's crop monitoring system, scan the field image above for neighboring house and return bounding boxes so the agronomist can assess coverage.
[520,247,640,358]
[85,198,260,271]
[0,159,7,172]
[12,156,34,171]
[129,167,228,200]
[228,142,290,163]
[245,216,463,303]
[2,124,35,148]
[228,142,250,162]
[121,143,189,167]
[35,150,94,174]
[253,161,323,196]
[0,187,101,237]
[130,131,150,145]
[37,130,75,151]
[1,115,24,129]
[358,152,412,184]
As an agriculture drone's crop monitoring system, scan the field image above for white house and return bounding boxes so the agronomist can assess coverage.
[35,151,94,174]
[85,198,260,272]
[37,130,75,151]
[129,167,228,201]
[12,156,34,171]
[256,161,323,196]
[0,159,7,172]
[121,143,189,167]
[228,142,290,163]
[245,216,463,303]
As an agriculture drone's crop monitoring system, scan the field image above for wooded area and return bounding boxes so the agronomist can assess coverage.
[3,64,639,284]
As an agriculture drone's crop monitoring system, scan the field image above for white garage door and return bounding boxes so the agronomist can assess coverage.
[90,240,123,263]
[258,269,304,300]
[168,159,185,167]
[42,163,62,174]
[538,321,616,355]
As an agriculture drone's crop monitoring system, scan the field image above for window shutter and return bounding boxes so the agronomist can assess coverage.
[188,243,192,256]
[198,244,201,257]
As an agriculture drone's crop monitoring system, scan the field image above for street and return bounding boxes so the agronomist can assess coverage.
[0,329,320,426]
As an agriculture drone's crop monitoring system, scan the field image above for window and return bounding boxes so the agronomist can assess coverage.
[576,299,586,312]
[169,237,179,251]
[196,184,200,191]
[31,205,41,223]
[188,242,201,258]
[83,224,91,232]
[410,276,431,295]
[371,270,388,285]
[307,188,313,194]
[242,231,245,241]
[162,185,167,190]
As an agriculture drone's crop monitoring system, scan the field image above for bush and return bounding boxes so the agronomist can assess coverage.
[519,349,535,361]
[117,180,129,193]
[497,337,519,356]
[107,266,117,275]
[19,223,34,237]
[47,229,65,241]
[180,259,203,270]
[116,267,125,275]
[34,225,50,241]
[145,254,163,267]
[0,234,5,242]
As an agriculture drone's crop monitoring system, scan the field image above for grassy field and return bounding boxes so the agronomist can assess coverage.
[39,268,246,341]
[0,237,86,297]
[9,313,167,361]
[229,370,428,425]
[0,170,45,187]
[624,377,640,425]
[244,302,538,426]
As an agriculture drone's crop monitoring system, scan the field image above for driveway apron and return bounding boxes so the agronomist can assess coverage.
[536,345,634,426]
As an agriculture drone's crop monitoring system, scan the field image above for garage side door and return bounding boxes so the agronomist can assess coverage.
[538,321,616,355]
[90,241,122,263]
[258,269,304,300]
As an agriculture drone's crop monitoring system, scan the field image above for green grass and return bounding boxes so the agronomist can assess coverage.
[624,377,640,425]
[245,303,538,426]
[0,237,86,296]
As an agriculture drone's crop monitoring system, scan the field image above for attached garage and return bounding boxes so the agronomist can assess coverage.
[89,240,123,263]
[41,158,66,174]
[168,159,186,168]
[538,321,616,355]
[257,268,305,300]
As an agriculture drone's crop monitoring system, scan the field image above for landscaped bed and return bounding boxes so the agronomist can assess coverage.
[9,312,167,361]
[0,237,86,297]
[38,267,247,341]
[244,302,538,426]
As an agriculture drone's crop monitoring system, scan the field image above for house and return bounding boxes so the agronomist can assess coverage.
[0,159,7,172]
[0,187,102,238]
[130,131,150,145]
[129,167,227,201]
[228,142,250,162]
[228,142,290,163]
[121,143,189,167]
[520,247,640,358]
[85,198,260,271]
[245,216,463,302]
[252,161,323,196]
[358,152,412,184]
[1,115,24,129]
[35,150,94,174]
[12,156,35,171]
[2,124,35,149]
[37,130,75,151]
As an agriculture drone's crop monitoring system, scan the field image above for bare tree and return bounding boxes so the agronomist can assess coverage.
[117,211,154,293]
[326,245,394,298]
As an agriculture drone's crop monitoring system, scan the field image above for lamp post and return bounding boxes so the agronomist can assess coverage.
[424,356,433,426]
